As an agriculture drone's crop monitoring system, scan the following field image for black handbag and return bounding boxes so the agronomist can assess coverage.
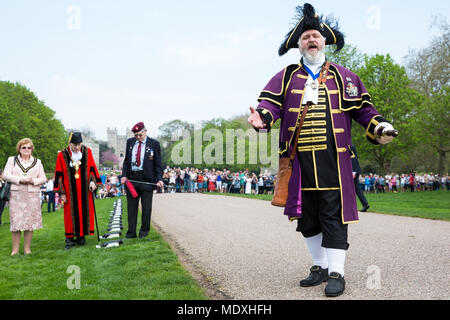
[0,181,11,201]
[0,155,17,201]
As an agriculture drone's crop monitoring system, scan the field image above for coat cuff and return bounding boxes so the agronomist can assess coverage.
[256,108,274,130]
[366,115,388,145]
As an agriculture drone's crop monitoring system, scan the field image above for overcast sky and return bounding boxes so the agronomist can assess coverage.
[0,0,448,141]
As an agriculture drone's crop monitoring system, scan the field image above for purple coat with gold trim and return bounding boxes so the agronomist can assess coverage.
[256,62,387,224]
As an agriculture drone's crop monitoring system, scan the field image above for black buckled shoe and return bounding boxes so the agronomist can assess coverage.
[138,232,148,239]
[64,237,76,250]
[76,237,86,246]
[325,272,345,297]
[299,265,328,287]
[360,205,370,212]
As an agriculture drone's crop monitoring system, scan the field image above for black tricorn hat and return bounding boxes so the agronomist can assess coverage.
[69,132,83,144]
[278,3,345,56]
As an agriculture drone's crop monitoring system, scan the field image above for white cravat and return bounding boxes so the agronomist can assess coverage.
[303,54,325,74]
[302,53,326,106]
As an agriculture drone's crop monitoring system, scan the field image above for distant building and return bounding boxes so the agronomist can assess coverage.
[106,127,133,169]
[83,134,100,166]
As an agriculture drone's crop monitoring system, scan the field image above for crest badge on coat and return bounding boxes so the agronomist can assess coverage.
[148,148,154,160]
[345,77,358,97]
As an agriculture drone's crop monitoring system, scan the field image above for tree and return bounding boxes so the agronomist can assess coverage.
[353,54,421,174]
[99,140,114,157]
[101,150,119,166]
[158,119,195,167]
[163,115,279,173]
[405,18,450,175]
[405,16,449,95]
[0,81,67,172]
[415,87,450,175]
[325,44,365,72]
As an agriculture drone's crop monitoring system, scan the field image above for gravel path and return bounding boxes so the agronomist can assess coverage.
[152,193,450,300]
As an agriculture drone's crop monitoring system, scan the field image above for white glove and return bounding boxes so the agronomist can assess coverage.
[374,122,394,144]
[89,181,97,192]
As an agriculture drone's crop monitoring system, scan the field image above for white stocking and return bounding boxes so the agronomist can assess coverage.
[326,248,346,276]
[304,233,328,269]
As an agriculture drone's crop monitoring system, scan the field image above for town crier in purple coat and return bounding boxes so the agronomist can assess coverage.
[248,3,396,297]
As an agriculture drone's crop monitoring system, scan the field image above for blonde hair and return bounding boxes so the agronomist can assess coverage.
[16,138,35,154]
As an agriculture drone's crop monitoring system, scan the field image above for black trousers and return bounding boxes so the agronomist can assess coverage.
[126,171,154,238]
[296,190,349,250]
[48,191,55,212]
[354,175,368,207]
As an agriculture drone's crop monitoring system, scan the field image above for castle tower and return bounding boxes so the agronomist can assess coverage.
[106,127,118,152]
[106,127,132,170]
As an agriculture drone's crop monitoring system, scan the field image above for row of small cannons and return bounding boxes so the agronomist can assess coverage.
[96,199,124,248]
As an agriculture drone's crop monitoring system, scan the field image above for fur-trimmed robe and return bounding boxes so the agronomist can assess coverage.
[54,146,101,238]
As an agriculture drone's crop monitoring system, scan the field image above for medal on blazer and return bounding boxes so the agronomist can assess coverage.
[74,161,81,179]
[148,148,154,160]
[69,147,83,179]
[303,64,321,91]
[70,158,82,179]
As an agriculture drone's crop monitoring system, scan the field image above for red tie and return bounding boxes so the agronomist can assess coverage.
[136,142,142,167]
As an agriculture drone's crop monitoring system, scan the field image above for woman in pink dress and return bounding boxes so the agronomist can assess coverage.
[208,173,216,192]
[2,138,47,256]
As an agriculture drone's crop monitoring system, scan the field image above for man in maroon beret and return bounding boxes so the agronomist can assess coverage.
[121,122,163,239]
[132,122,145,133]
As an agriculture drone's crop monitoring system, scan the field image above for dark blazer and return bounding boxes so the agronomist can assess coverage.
[122,136,163,187]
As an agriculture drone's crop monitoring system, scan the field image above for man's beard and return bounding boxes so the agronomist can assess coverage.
[70,146,83,162]
[300,46,325,64]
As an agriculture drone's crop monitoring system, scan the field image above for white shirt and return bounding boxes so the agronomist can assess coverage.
[46,179,54,192]
[18,155,35,166]
[131,139,146,171]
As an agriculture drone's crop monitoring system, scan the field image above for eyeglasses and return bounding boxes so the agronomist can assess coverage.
[21,146,32,150]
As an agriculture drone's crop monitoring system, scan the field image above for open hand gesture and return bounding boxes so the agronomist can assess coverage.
[248,106,266,129]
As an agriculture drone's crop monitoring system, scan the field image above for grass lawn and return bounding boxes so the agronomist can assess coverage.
[362,190,450,220]
[0,196,207,300]
[208,190,450,221]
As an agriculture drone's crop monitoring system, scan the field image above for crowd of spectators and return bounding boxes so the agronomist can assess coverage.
[35,168,276,210]
[97,171,124,198]
[35,170,449,211]
[161,167,275,195]
[358,173,450,193]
